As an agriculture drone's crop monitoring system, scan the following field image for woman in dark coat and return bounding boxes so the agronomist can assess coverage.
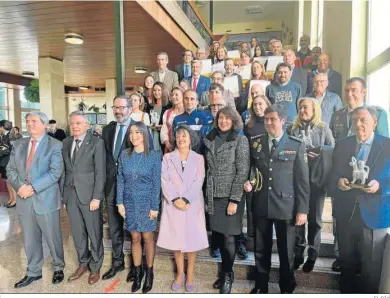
[203,106,250,294]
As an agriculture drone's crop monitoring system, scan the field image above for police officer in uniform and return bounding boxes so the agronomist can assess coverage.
[245,104,310,294]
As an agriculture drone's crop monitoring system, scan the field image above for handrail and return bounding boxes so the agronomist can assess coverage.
[187,0,213,38]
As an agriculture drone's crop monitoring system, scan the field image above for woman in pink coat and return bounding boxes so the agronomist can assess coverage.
[157,125,208,292]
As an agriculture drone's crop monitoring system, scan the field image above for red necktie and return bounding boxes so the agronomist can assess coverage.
[192,77,198,91]
[26,140,37,174]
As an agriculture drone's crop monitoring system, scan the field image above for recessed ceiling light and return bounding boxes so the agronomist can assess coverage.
[134,67,147,74]
[65,33,84,45]
[22,71,35,76]
[78,86,89,90]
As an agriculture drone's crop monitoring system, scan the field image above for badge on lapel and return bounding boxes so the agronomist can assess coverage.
[195,118,199,124]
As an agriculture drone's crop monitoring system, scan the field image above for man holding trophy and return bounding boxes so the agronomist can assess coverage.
[328,106,390,293]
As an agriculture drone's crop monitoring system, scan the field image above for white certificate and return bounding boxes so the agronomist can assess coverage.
[224,76,240,98]
[201,59,212,74]
[227,50,240,58]
[211,61,226,74]
[238,64,252,80]
[253,56,268,65]
[266,56,284,71]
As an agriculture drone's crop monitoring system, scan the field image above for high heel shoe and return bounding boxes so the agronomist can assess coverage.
[142,266,154,293]
[171,274,185,291]
[7,202,16,208]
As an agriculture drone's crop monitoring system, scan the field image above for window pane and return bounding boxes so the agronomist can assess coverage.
[20,89,40,109]
[0,110,8,120]
[0,88,7,106]
[368,0,390,60]
[367,62,390,132]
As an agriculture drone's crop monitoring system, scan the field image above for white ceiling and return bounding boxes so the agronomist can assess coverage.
[211,1,295,24]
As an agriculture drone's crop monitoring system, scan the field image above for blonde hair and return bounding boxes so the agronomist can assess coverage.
[292,97,326,129]
[129,92,145,111]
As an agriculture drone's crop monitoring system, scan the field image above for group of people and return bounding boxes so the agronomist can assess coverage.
[2,34,389,294]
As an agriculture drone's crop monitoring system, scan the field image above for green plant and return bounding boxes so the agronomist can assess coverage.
[88,104,100,113]
[24,79,40,103]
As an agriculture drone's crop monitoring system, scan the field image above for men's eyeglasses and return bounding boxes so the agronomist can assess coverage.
[111,106,128,111]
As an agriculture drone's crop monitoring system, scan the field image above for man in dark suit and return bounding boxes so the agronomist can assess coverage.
[7,111,65,288]
[328,106,390,293]
[48,119,67,142]
[61,111,106,285]
[283,49,308,94]
[187,59,211,98]
[247,104,310,294]
[101,95,134,281]
[174,49,193,81]
[307,53,342,97]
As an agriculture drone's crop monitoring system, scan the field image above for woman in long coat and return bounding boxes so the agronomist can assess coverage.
[157,125,208,292]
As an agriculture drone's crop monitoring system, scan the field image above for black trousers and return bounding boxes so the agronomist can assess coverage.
[295,184,326,260]
[106,191,125,268]
[337,204,387,294]
[254,217,296,293]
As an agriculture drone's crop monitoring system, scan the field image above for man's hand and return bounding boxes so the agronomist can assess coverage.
[17,184,34,199]
[295,213,307,226]
[227,202,237,216]
[90,199,100,211]
[118,204,126,218]
[337,178,352,191]
[244,181,253,193]
[362,179,380,194]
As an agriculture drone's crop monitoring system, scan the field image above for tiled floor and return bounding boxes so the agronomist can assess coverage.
[0,192,337,294]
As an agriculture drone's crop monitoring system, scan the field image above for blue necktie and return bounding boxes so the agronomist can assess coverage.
[185,64,190,79]
[356,143,367,161]
[114,125,125,160]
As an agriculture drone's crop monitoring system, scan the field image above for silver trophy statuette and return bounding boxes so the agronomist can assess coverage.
[150,110,160,126]
[348,156,370,189]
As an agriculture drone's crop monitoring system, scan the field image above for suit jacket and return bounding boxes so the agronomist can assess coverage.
[187,75,211,98]
[150,69,179,92]
[6,135,64,215]
[328,134,390,229]
[307,69,342,97]
[250,133,310,220]
[291,67,308,95]
[48,129,67,142]
[60,133,106,205]
[307,91,344,125]
[174,63,191,82]
[329,106,389,141]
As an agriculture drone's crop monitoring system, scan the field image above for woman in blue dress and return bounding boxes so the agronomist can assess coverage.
[116,122,162,293]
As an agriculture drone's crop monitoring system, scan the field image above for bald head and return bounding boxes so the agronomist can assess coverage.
[250,84,265,99]
[318,53,330,72]
[283,49,296,67]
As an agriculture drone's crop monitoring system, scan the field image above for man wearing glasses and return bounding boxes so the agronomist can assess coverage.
[101,95,134,281]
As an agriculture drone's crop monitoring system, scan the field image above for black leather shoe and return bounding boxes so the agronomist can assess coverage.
[250,287,268,294]
[102,265,125,280]
[131,265,144,293]
[52,270,64,284]
[220,272,233,294]
[213,277,222,289]
[294,256,304,270]
[126,264,135,283]
[332,259,341,272]
[237,243,248,260]
[302,259,316,273]
[14,275,42,288]
[7,202,16,208]
[142,266,154,293]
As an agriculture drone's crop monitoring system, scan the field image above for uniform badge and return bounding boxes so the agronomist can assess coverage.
[257,144,262,152]
[253,142,258,149]
[195,118,199,124]
[304,153,308,163]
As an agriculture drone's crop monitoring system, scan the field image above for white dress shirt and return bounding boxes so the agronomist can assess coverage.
[71,133,87,159]
[268,132,284,152]
[113,118,131,153]
[28,134,45,154]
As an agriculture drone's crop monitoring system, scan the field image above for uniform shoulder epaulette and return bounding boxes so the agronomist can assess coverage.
[288,135,303,142]
[250,134,264,140]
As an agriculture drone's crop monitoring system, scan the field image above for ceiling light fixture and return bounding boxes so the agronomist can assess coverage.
[134,67,147,74]
[22,71,35,76]
[65,33,84,45]
[78,86,89,90]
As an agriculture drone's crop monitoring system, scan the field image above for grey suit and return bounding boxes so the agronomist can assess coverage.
[6,135,65,277]
[60,133,106,272]
[150,69,179,92]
